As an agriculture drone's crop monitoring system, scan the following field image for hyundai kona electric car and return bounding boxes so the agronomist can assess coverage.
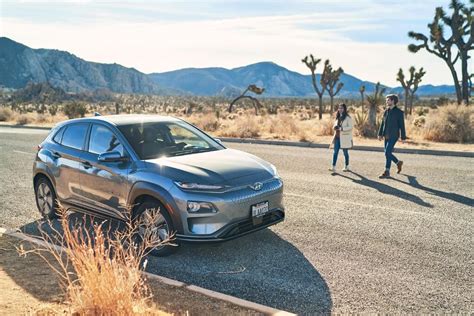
[33,115,284,255]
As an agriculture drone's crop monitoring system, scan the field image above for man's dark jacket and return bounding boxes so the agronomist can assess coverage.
[378,106,406,140]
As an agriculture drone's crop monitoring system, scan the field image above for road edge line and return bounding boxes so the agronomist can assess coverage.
[0,228,296,316]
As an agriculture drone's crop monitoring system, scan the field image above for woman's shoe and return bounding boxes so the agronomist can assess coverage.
[328,166,335,172]
[343,165,350,172]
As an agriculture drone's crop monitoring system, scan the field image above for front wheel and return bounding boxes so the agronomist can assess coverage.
[34,177,59,219]
[134,200,177,256]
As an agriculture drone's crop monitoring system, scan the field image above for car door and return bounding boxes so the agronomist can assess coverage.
[49,123,89,206]
[79,123,132,220]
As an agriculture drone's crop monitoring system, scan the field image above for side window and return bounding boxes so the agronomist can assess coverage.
[61,124,89,150]
[89,124,124,155]
[53,126,65,143]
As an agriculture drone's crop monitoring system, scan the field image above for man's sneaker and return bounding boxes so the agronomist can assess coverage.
[328,166,335,172]
[379,171,390,178]
[342,165,350,172]
[397,161,403,174]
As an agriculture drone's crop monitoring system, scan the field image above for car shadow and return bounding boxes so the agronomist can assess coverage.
[149,228,332,314]
[10,216,332,315]
[335,171,433,208]
[392,174,474,207]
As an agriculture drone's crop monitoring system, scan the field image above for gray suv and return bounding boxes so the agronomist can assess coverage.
[33,115,284,255]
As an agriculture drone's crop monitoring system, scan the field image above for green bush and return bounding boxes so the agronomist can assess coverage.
[63,102,87,119]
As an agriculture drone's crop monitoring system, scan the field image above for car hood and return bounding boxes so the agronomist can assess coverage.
[145,148,274,186]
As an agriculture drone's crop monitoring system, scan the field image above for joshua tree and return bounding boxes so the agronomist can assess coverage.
[366,82,386,133]
[325,64,344,113]
[408,0,473,105]
[302,54,330,119]
[359,85,366,111]
[228,84,264,115]
[397,66,427,115]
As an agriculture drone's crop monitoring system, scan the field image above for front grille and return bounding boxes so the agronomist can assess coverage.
[229,178,282,204]
[219,210,284,239]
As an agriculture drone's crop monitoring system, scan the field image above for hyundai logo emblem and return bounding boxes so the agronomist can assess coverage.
[250,182,263,191]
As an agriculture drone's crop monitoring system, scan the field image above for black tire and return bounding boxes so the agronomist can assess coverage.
[34,177,59,219]
[134,200,177,256]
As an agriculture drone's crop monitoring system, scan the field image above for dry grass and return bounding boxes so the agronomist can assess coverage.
[0,107,14,121]
[18,207,171,315]
[421,104,473,143]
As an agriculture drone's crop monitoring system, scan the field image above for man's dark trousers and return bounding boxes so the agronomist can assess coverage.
[384,137,399,170]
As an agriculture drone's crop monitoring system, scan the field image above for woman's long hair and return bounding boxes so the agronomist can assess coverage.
[335,103,349,122]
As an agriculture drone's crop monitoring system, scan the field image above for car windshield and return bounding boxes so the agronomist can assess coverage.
[117,121,224,160]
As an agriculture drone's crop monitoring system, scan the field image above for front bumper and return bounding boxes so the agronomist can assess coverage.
[169,177,285,241]
[175,209,284,242]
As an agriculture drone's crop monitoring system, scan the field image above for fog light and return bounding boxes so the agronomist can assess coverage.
[187,201,216,213]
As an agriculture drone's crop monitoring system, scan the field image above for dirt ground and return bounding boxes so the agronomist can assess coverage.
[0,234,260,315]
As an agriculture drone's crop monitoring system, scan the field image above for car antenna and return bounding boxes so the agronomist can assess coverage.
[94,112,101,116]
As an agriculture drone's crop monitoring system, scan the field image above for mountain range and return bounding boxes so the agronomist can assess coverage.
[0,37,455,98]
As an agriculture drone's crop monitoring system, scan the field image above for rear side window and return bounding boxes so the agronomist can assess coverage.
[88,124,124,155]
[53,126,65,143]
[61,124,89,150]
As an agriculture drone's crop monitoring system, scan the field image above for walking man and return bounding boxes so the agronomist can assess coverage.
[378,94,406,178]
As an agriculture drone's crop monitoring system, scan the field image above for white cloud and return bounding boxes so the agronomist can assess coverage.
[2,11,454,86]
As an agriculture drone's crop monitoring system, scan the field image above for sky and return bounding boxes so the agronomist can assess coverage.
[0,0,470,86]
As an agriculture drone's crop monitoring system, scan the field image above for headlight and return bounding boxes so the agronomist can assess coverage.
[174,181,224,191]
[187,201,217,213]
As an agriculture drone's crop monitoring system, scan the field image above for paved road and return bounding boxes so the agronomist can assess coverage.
[0,126,472,314]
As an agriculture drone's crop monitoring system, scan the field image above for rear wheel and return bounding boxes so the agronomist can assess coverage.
[134,200,177,256]
[34,177,59,219]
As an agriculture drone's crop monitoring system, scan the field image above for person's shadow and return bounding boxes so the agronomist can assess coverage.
[13,216,333,315]
[392,175,473,207]
[335,171,433,207]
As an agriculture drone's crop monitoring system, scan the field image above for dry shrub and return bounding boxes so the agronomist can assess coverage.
[268,114,301,137]
[18,207,171,315]
[16,113,35,125]
[318,117,334,136]
[0,107,14,121]
[188,113,220,132]
[423,104,473,143]
[220,115,260,138]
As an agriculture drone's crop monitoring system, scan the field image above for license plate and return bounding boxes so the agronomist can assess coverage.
[251,201,269,225]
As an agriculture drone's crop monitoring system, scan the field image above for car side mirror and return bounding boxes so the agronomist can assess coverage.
[215,138,223,144]
[98,151,128,162]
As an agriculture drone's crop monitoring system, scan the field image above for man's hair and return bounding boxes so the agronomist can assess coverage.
[386,94,399,105]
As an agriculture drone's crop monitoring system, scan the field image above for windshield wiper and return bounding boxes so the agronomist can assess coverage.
[169,147,217,157]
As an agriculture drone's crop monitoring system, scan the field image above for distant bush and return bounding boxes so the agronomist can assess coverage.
[0,107,14,121]
[63,102,87,119]
[189,113,220,132]
[423,104,473,143]
[318,117,334,136]
[16,113,34,125]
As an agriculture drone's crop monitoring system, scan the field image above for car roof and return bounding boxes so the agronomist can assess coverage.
[57,114,182,127]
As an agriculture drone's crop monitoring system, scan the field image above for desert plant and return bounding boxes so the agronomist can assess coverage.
[48,104,59,116]
[325,63,344,113]
[302,55,330,119]
[63,102,87,119]
[408,0,473,104]
[359,85,366,111]
[423,104,473,142]
[366,82,386,136]
[397,66,426,115]
[18,206,171,315]
[16,113,34,125]
[228,84,264,115]
[0,106,14,121]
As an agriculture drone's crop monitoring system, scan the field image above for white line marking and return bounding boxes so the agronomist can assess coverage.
[13,150,35,155]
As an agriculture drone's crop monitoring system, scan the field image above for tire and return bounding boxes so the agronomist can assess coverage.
[134,200,177,256]
[34,177,59,219]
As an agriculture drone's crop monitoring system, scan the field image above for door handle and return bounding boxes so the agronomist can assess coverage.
[52,151,62,158]
[82,161,92,169]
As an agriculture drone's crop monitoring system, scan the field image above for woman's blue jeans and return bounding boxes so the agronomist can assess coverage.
[332,137,349,166]
[384,138,399,170]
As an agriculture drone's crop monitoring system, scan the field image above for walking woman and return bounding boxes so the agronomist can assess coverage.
[329,103,353,172]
